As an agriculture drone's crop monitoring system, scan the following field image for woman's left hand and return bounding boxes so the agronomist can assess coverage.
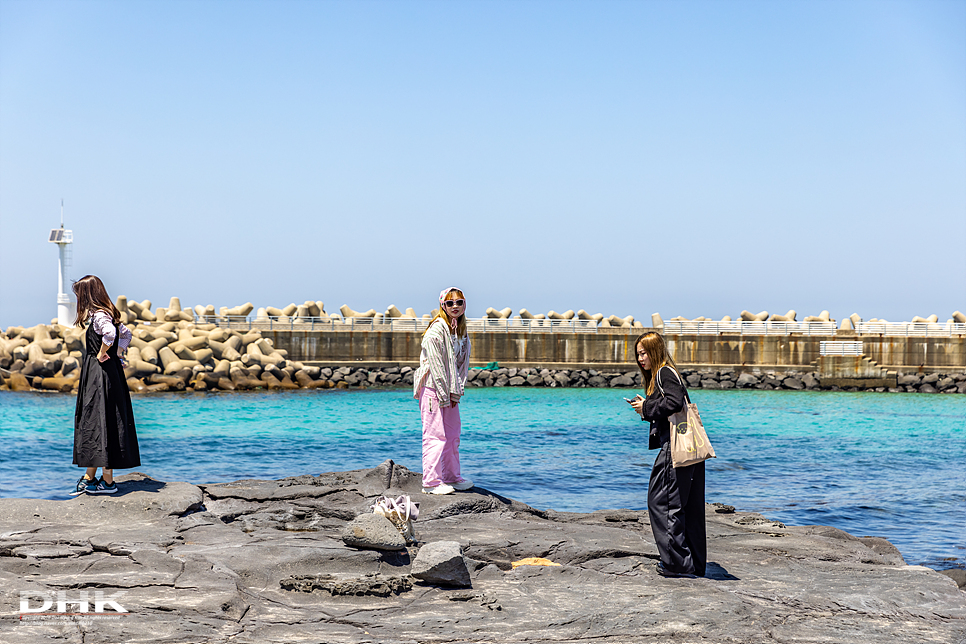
[97,353,110,363]
[629,395,644,416]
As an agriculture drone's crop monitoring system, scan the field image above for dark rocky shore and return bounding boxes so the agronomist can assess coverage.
[1,461,963,643]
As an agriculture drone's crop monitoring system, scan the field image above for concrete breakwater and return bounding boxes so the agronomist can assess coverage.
[268,328,966,372]
[2,295,964,393]
[2,329,965,394]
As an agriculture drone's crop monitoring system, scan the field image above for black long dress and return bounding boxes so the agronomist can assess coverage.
[73,319,140,469]
[641,365,707,577]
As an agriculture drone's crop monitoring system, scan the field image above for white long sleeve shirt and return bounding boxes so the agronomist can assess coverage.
[90,310,132,352]
[412,319,470,407]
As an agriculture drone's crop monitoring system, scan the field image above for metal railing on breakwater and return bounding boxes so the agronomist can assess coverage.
[663,321,837,335]
[207,316,600,333]
[853,322,966,337]
[196,316,966,337]
[664,320,966,337]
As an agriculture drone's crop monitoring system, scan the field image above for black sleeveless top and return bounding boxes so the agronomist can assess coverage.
[73,317,140,469]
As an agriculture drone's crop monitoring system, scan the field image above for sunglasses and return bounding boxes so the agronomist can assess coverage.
[443,299,465,308]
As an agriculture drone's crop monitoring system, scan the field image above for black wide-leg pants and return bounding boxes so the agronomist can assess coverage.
[647,445,707,576]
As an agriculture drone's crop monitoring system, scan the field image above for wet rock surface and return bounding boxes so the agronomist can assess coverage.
[1,460,963,643]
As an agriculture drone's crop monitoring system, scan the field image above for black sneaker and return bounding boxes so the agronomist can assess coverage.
[69,476,95,496]
[89,478,118,494]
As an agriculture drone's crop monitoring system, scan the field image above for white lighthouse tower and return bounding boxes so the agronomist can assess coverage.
[48,200,74,326]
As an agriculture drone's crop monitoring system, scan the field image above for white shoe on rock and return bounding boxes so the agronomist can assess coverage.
[451,479,474,491]
[422,483,456,495]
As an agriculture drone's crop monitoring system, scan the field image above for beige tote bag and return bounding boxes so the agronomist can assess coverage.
[658,368,717,468]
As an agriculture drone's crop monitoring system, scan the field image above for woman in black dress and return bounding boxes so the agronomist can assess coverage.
[69,275,140,495]
[628,331,706,578]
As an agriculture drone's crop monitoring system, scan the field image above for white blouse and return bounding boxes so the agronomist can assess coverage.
[412,319,471,407]
[90,310,132,352]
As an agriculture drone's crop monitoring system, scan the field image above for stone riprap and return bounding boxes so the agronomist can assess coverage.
[0,317,355,394]
[0,461,963,644]
[3,347,965,395]
[464,367,966,393]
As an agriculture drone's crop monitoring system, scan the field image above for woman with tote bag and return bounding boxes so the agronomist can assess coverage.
[627,332,707,578]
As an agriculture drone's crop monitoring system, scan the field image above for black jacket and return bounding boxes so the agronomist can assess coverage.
[641,365,687,450]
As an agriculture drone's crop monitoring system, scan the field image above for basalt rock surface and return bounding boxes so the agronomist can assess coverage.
[1,461,963,644]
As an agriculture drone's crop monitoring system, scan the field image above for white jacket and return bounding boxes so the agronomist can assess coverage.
[412,319,471,406]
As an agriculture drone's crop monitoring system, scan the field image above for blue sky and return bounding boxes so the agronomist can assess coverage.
[1,0,964,328]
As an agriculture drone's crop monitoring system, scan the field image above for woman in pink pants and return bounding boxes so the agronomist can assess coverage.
[413,287,473,495]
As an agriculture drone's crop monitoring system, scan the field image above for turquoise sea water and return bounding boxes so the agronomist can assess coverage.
[1,388,963,570]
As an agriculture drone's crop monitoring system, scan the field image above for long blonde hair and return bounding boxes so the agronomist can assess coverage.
[636,331,680,396]
[423,289,467,339]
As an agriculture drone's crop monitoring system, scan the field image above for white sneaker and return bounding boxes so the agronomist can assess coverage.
[422,483,456,495]
[451,479,474,491]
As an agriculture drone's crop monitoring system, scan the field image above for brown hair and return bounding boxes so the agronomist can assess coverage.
[72,275,121,328]
[423,289,467,339]
[635,331,680,396]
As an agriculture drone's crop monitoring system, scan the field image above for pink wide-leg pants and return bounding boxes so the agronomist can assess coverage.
[419,386,463,488]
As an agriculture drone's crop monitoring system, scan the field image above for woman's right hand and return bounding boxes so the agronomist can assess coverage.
[629,395,644,416]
